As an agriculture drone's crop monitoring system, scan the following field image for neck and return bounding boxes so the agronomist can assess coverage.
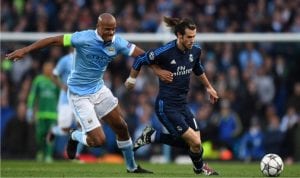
[176,40,185,51]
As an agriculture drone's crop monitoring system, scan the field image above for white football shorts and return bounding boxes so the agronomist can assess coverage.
[57,103,74,128]
[68,85,118,133]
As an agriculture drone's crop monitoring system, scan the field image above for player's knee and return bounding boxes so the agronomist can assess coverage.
[190,139,201,152]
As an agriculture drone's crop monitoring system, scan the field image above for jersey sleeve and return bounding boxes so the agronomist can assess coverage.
[53,56,65,77]
[115,35,136,56]
[132,50,157,71]
[68,31,84,47]
[193,50,205,76]
[63,34,72,47]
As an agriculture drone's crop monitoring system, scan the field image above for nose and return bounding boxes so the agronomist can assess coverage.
[108,29,115,35]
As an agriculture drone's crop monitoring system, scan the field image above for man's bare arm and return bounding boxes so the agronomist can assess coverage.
[6,35,64,61]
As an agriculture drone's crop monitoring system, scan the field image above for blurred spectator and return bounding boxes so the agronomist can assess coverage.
[237,79,259,131]
[287,82,300,113]
[2,102,30,158]
[0,71,15,139]
[253,64,275,106]
[238,42,263,71]
[218,43,235,72]
[290,11,300,32]
[134,100,156,158]
[195,102,217,143]
[280,106,299,164]
[273,55,288,117]
[227,65,241,92]
[27,61,60,163]
[263,105,283,155]
[212,99,242,151]
[238,116,265,162]
[188,91,205,115]
[0,0,299,33]
[11,54,33,85]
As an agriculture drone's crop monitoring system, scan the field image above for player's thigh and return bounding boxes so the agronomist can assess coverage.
[182,106,199,132]
[102,105,129,136]
[68,93,100,133]
[155,100,189,137]
[57,104,73,129]
[92,85,118,119]
[181,127,201,146]
[92,86,128,138]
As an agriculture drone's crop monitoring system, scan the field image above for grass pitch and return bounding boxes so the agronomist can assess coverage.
[1,160,300,177]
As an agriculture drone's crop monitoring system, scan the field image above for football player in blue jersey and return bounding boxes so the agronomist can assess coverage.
[125,16,219,176]
[6,13,156,173]
[45,50,85,159]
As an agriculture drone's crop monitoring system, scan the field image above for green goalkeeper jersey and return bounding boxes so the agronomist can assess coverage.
[27,75,60,120]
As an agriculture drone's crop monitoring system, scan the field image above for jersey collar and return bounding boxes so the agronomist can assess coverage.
[175,40,190,54]
[94,29,116,43]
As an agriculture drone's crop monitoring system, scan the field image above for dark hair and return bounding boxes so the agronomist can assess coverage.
[163,16,196,36]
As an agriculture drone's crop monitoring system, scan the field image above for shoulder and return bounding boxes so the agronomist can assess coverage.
[193,43,202,51]
[113,34,135,51]
[153,40,176,56]
[61,53,72,60]
[33,75,45,83]
[71,30,95,46]
[113,34,123,41]
[114,35,131,45]
[73,29,94,35]
[192,43,202,55]
[72,30,94,40]
[58,54,70,65]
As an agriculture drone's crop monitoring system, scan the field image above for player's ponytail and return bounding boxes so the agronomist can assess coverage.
[163,16,196,37]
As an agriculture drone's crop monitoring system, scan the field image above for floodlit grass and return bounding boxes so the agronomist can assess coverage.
[1,160,300,177]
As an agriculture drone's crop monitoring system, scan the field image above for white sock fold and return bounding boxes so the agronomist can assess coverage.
[71,130,88,146]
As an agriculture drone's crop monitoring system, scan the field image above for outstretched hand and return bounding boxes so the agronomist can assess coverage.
[206,87,219,104]
[6,48,27,61]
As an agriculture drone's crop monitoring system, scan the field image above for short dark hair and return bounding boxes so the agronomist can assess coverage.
[163,16,196,36]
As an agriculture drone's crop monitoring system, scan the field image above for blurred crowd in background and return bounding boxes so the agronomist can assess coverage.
[1,0,300,164]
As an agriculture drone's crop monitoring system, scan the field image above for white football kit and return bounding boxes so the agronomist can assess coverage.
[53,53,74,129]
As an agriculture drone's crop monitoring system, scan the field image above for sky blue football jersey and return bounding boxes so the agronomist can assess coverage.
[67,30,135,95]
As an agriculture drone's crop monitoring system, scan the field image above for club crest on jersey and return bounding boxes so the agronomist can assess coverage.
[189,54,194,62]
[148,51,155,60]
[127,42,132,48]
[107,46,115,52]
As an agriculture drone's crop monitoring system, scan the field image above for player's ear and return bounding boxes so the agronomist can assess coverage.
[177,32,182,39]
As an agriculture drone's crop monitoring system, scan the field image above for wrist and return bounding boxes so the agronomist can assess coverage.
[126,76,136,84]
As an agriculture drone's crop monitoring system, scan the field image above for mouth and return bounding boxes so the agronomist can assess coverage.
[104,36,113,41]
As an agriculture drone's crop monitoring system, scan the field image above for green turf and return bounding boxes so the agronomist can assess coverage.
[1,160,300,177]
